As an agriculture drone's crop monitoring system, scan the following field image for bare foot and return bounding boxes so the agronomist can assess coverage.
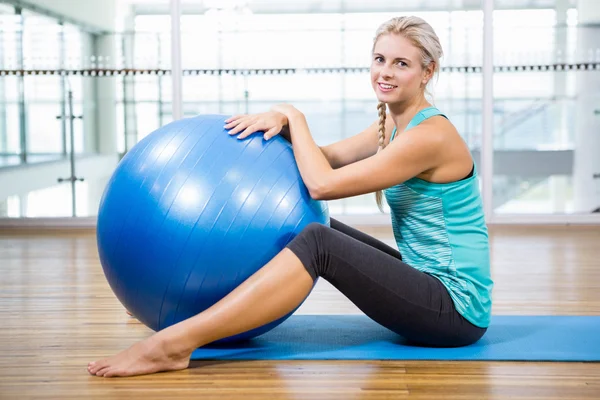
[87,331,192,377]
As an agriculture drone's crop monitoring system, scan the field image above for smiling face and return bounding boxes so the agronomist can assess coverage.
[370,33,432,105]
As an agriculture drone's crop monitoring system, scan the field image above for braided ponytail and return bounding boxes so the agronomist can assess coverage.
[375,102,387,212]
[370,16,443,212]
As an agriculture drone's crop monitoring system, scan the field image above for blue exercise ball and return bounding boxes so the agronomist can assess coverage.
[96,114,329,342]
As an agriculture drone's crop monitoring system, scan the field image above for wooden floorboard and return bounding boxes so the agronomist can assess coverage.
[1,226,599,399]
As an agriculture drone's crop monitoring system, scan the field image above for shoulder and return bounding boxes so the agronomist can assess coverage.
[409,114,461,146]
[390,114,464,161]
[407,113,473,181]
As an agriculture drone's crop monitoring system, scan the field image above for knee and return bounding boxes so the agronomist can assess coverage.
[286,223,331,280]
[296,222,334,275]
[297,222,329,245]
[303,221,328,233]
[290,222,332,261]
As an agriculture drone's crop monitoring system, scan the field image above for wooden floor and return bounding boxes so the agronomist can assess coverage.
[1,225,599,399]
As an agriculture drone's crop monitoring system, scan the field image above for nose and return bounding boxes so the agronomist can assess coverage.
[379,63,394,79]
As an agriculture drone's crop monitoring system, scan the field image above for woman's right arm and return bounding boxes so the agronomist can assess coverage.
[320,116,395,169]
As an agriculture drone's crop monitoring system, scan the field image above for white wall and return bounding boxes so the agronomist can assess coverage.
[24,0,117,31]
[573,0,600,212]
[0,154,119,199]
[23,0,124,156]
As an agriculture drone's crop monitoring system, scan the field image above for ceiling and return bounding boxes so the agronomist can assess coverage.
[127,0,578,14]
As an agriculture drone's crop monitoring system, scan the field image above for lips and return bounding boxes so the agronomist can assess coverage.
[377,82,397,91]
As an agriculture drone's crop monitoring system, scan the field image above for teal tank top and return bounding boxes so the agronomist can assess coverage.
[384,106,493,328]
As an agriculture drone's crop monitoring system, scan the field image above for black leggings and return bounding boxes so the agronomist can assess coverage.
[286,219,487,347]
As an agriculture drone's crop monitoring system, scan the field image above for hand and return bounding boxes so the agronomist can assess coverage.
[270,104,302,119]
[224,111,288,141]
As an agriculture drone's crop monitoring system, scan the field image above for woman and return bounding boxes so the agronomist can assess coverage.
[88,16,493,378]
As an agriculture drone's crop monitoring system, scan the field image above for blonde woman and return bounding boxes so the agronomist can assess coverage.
[89,16,493,377]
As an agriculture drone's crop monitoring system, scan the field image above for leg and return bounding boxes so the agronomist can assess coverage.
[88,246,314,377]
[88,221,484,377]
[286,222,487,347]
[329,218,402,260]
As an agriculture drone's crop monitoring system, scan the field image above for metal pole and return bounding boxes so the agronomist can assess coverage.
[482,0,494,222]
[59,21,68,156]
[67,89,77,217]
[57,86,84,217]
[120,34,129,152]
[16,6,27,163]
[170,0,183,120]
[217,14,223,114]
[243,76,249,114]
[157,33,164,127]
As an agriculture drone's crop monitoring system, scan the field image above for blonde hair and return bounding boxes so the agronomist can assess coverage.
[372,16,443,212]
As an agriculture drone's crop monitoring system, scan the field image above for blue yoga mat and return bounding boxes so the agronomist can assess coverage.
[190,315,600,362]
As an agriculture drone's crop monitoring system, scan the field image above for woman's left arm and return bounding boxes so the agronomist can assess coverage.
[275,105,444,201]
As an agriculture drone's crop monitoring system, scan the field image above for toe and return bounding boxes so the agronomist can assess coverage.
[95,365,112,377]
[87,361,99,373]
[89,360,108,375]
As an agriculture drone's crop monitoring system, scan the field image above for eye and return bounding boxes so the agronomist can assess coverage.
[397,61,408,67]
[374,56,384,63]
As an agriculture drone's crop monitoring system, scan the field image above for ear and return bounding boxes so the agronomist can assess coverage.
[422,62,435,85]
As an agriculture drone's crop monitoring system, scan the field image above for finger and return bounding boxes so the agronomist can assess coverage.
[237,123,262,140]
[228,120,254,135]
[224,119,242,129]
[225,114,245,123]
[225,116,251,130]
[263,127,279,141]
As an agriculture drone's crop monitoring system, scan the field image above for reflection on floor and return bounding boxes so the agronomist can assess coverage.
[1,226,600,398]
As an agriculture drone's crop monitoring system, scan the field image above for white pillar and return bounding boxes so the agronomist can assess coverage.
[482,0,494,221]
[0,25,6,153]
[573,0,600,212]
[553,0,569,146]
[80,33,97,154]
[120,6,138,152]
[94,34,118,155]
[171,0,183,120]
[550,0,570,212]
